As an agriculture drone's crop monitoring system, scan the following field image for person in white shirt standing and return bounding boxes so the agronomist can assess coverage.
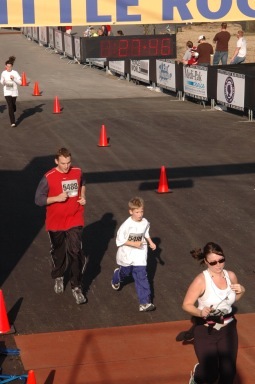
[0,56,22,127]
[230,30,246,64]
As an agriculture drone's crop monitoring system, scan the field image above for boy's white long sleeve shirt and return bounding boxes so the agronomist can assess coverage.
[116,216,150,266]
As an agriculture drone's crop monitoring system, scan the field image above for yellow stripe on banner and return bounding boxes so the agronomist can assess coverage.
[35,0,60,27]
[138,0,162,23]
[7,0,23,26]
[72,1,86,26]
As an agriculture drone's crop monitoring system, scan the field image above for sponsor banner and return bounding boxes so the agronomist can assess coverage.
[74,37,81,61]
[54,29,64,53]
[39,27,48,45]
[91,59,106,68]
[130,60,150,83]
[64,34,74,58]
[156,59,176,92]
[49,27,55,48]
[32,27,39,41]
[217,70,245,111]
[109,61,125,75]
[183,65,208,100]
[2,1,255,27]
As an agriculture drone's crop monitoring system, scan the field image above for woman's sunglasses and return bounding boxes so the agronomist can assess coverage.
[206,258,225,266]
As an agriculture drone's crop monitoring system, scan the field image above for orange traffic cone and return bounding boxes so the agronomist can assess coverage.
[53,96,61,114]
[98,124,110,147]
[156,166,172,193]
[0,290,11,334]
[21,72,28,86]
[32,82,41,96]
[27,370,37,384]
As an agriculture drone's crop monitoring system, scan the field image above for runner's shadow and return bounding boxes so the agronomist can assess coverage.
[82,213,117,293]
[0,104,7,113]
[16,103,45,125]
[147,237,164,300]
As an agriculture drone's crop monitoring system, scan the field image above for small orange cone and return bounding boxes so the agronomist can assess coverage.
[98,124,110,147]
[156,166,172,193]
[27,370,37,384]
[21,72,28,86]
[32,82,41,96]
[0,290,11,334]
[53,96,61,114]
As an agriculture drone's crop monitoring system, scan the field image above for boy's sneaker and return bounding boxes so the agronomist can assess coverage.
[54,277,64,294]
[111,268,121,290]
[72,287,87,305]
[189,363,199,384]
[139,303,155,312]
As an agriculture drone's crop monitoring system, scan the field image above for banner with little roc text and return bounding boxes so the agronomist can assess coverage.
[183,66,208,100]
[1,0,255,27]
[217,70,245,111]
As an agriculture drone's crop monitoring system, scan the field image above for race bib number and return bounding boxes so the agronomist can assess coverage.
[128,233,143,242]
[6,81,13,90]
[62,179,79,197]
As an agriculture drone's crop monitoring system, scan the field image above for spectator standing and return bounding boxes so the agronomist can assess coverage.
[35,147,87,305]
[111,197,156,312]
[0,56,21,127]
[213,23,231,65]
[105,25,112,35]
[101,25,109,36]
[182,242,245,384]
[182,40,193,63]
[196,35,213,66]
[230,30,246,64]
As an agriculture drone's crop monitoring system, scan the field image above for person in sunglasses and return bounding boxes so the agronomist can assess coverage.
[182,242,245,384]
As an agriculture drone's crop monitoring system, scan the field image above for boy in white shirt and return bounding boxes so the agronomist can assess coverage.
[111,197,156,312]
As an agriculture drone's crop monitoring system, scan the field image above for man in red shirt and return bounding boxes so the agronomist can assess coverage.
[35,148,87,304]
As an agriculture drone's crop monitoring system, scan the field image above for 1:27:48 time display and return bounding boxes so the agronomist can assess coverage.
[100,37,172,58]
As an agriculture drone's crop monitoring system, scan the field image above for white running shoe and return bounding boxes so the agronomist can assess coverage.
[139,303,155,312]
[72,287,87,304]
[189,363,199,384]
[54,277,64,294]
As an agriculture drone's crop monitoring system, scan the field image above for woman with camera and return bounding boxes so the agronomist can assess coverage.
[182,242,245,384]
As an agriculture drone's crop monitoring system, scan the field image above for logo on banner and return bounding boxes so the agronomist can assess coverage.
[224,76,235,103]
[131,60,148,75]
[158,62,172,82]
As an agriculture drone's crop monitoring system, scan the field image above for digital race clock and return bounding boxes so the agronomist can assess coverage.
[81,35,176,60]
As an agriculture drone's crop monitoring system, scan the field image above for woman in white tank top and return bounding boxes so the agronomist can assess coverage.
[182,242,245,384]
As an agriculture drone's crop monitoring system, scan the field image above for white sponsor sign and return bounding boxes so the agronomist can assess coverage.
[130,60,150,83]
[64,34,74,58]
[54,30,64,53]
[74,37,81,61]
[91,59,106,68]
[39,27,48,45]
[49,27,54,48]
[217,70,245,111]
[27,27,32,38]
[109,61,125,76]
[156,60,176,92]
[183,65,208,100]
[32,27,39,41]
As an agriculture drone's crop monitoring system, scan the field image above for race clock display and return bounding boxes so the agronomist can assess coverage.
[82,35,176,60]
